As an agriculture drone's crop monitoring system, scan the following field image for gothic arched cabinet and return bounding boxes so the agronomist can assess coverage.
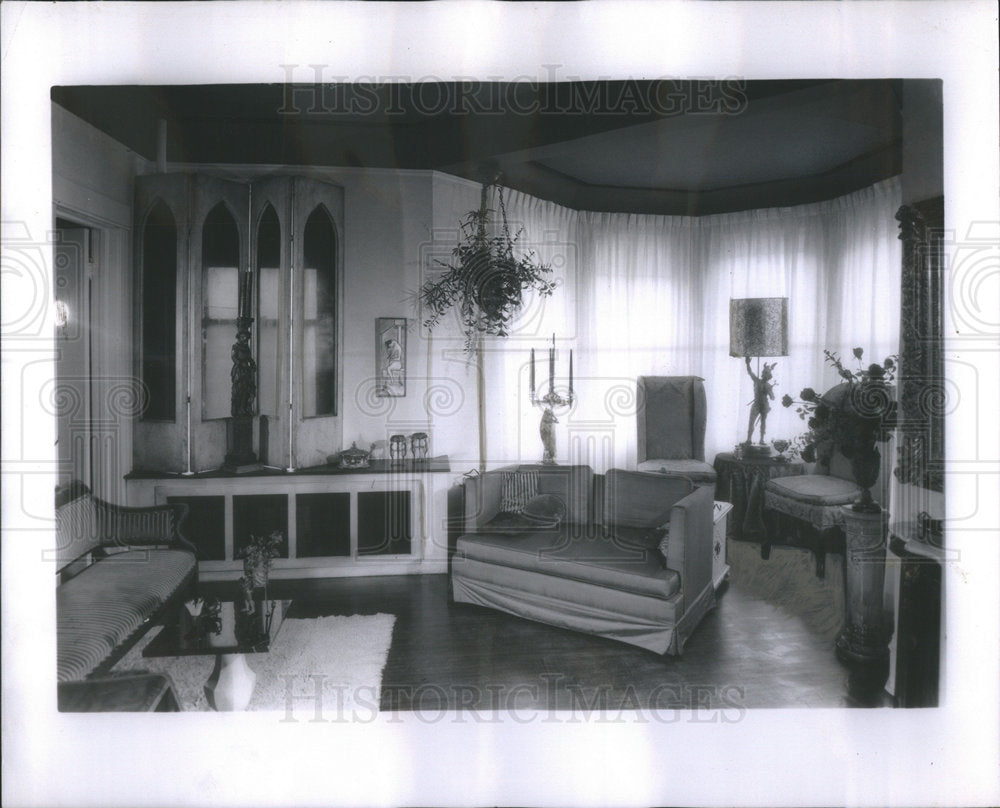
[133,173,345,474]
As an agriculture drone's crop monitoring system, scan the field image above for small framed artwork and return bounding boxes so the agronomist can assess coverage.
[375,317,407,397]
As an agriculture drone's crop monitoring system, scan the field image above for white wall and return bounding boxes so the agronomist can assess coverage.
[51,105,148,504]
[51,107,488,493]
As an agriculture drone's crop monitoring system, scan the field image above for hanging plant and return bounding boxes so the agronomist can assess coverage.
[420,181,558,353]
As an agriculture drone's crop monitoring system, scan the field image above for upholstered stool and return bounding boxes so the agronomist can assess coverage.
[637,458,717,486]
[763,473,862,578]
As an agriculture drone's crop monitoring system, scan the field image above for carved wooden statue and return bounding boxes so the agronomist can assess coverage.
[231,317,257,417]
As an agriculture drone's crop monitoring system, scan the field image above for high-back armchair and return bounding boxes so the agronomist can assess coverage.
[636,376,717,487]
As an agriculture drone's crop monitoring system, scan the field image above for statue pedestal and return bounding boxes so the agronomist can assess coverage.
[836,506,890,668]
[224,416,260,474]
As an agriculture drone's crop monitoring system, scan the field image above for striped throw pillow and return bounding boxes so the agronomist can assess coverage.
[500,471,539,513]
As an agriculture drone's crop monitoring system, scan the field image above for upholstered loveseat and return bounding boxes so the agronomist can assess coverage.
[451,464,715,655]
[55,481,198,683]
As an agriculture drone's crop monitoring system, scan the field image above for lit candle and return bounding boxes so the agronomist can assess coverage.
[530,348,535,395]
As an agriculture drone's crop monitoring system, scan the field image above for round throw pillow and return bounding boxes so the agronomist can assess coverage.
[520,494,567,528]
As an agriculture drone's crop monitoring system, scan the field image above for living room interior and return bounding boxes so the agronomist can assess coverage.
[50,78,946,714]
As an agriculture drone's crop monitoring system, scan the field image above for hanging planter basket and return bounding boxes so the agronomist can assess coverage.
[420,181,557,353]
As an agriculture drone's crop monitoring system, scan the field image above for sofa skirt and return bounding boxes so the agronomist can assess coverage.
[452,557,715,655]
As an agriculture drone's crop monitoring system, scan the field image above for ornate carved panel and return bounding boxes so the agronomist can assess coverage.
[894,197,944,493]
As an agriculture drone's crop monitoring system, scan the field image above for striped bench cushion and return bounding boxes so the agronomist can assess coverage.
[55,495,101,572]
[56,549,196,682]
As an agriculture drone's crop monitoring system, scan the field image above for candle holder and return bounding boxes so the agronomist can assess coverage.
[529,334,574,465]
[389,434,407,466]
[410,432,428,462]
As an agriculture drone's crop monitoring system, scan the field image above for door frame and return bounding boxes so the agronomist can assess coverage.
[53,202,132,502]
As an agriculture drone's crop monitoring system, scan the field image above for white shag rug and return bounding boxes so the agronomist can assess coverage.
[115,613,396,716]
[727,539,845,642]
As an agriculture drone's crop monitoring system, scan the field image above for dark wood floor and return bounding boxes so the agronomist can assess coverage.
[269,572,865,713]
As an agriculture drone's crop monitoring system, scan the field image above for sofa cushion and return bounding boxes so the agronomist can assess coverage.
[483,512,553,534]
[766,474,860,505]
[607,524,669,552]
[500,471,539,513]
[456,531,681,600]
[483,495,567,534]
[603,469,693,529]
[102,506,183,548]
[636,458,717,484]
[521,493,567,527]
[514,464,594,525]
[56,549,196,682]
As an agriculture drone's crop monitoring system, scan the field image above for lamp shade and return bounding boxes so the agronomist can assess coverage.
[729,297,788,357]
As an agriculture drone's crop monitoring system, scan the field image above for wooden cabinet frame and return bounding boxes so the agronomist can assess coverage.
[132,172,345,474]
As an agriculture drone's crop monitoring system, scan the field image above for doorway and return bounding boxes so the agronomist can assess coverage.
[54,219,96,489]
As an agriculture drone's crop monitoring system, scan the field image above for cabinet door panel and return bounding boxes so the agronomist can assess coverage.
[357,490,411,556]
[296,492,351,557]
[167,495,226,560]
[233,494,289,559]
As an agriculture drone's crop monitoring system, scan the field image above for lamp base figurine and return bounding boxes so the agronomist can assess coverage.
[539,407,558,465]
[740,441,773,458]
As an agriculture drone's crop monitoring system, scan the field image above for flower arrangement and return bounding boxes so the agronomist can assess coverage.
[419,181,558,354]
[782,348,898,512]
[238,531,283,613]
[183,596,222,645]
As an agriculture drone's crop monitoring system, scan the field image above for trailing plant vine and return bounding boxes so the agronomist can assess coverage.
[420,181,558,353]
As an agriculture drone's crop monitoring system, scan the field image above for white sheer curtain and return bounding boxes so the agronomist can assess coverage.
[484,177,902,472]
[481,189,579,465]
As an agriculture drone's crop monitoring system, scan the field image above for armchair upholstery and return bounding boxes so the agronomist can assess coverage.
[636,376,717,486]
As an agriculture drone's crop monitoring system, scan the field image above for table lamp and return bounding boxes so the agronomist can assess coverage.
[729,297,789,457]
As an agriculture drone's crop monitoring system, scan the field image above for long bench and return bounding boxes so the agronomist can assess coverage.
[55,481,198,684]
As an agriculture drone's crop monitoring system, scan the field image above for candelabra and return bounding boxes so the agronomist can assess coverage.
[529,334,574,465]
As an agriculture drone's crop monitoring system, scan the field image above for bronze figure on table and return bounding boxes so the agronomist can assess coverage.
[744,356,776,445]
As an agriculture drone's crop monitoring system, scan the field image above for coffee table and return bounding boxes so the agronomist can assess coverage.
[143,585,288,711]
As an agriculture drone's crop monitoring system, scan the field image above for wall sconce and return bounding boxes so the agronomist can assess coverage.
[54,300,70,339]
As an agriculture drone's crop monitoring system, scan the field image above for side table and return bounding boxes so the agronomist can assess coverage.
[712,501,733,591]
[713,452,805,556]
